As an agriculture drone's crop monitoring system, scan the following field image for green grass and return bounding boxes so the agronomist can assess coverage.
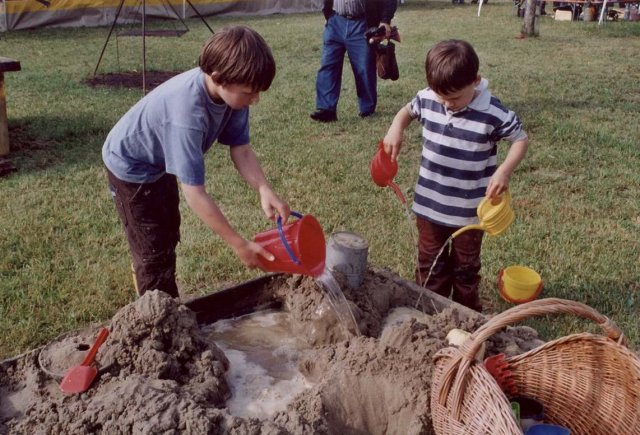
[1,1,639,359]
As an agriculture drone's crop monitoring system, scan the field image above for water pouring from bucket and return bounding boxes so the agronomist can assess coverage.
[253,211,326,277]
[451,190,515,239]
[370,140,407,205]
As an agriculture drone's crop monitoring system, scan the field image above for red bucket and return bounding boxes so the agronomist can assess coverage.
[253,211,326,277]
[370,140,406,204]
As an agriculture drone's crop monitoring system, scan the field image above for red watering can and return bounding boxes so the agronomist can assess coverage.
[254,211,326,277]
[370,141,406,204]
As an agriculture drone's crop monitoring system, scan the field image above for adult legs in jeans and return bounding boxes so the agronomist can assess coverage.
[344,20,377,114]
[107,169,181,298]
[415,217,483,311]
[315,16,346,113]
[315,15,376,114]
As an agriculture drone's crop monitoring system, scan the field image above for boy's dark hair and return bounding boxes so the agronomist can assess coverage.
[199,26,276,92]
[425,39,479,95]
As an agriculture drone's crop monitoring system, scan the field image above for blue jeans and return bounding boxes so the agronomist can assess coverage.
[315,14,377,114]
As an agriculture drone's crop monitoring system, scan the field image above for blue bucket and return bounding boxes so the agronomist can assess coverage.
[525,423,571,435]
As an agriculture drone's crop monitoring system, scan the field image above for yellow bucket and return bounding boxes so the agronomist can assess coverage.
[498,266,543,304]
[451,191,515,238]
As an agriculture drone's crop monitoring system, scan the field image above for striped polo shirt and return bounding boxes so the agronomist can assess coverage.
[407,78,527,227]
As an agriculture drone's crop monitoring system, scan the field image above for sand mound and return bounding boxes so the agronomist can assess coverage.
[0,270,544,434]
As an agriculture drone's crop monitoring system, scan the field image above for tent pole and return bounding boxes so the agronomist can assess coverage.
[598,0,608,24]
[161,0,190,30]
[4,1,9,33]
[142,0,146,94]
[184,0,214,33]
[93,0,127,77]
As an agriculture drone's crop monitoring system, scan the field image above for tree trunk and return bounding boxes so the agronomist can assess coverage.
[521,0,538,36]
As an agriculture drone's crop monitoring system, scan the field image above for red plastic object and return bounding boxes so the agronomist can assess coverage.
[370,141,406,204]
[484,353,518,396]
[253,212,326,277]
[59,327,109,394]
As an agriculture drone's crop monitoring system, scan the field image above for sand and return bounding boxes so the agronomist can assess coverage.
[0,270,544,434]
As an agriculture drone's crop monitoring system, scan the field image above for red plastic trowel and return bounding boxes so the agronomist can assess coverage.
[484,353,518,396]
[59,327,109,394]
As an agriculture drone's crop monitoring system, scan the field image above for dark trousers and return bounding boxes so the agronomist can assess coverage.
[106,169,181,298]
[416,216,483,312]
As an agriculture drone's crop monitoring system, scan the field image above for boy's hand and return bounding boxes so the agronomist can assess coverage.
[383,105,413,162]
[382,132,402,162]
[486,168,510,199]
[233,239,275,268]
[486,137,528,198]
[259,186,290,223]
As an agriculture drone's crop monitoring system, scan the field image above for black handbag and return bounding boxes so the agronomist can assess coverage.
[375,41,399,81]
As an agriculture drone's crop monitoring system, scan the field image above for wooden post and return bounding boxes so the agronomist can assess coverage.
[521,0,538,37]
[0,57,21,157]
[0,72,9,156]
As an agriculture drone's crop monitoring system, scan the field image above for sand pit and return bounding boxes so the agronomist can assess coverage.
[0,269,544,434]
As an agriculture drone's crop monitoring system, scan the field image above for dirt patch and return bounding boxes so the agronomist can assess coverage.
[0,270,544,434]
[83,71,180,91]
[1,125,59,177]
[6,125,52,154]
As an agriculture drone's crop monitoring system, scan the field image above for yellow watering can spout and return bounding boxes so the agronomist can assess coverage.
[451,223,485,239]
[451,191,515,239]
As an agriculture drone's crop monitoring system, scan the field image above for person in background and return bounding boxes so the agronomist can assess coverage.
[310,0,397,122]
[383,39,529,311]
[103,26,290,298]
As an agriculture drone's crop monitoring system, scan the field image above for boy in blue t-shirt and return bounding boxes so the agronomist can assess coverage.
[382,39,529,311]
[103,26,290,298]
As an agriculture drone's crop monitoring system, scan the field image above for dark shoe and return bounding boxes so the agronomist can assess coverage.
[359,110,375,118]
[310,109,337,122]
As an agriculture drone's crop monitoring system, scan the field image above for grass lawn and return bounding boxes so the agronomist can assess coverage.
[1,0,639,359]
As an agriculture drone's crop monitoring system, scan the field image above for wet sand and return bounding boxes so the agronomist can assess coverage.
[0,270,544,434]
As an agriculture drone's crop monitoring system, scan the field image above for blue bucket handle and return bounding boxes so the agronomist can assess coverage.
[277,211,303,265]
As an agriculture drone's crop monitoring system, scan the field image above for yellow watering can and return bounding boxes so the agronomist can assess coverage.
[451,191,514,238]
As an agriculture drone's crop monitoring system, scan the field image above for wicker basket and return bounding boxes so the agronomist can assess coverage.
[431,298,640,435]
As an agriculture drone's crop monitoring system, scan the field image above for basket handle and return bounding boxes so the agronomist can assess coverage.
[437,298,626,420]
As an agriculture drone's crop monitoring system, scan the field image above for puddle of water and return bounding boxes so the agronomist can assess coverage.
[316,270,361,337]
[204,310,313,420]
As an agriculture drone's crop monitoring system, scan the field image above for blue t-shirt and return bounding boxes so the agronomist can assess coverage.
[102,68,249,185]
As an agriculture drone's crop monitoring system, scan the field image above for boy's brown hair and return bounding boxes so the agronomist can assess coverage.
[425,39,479,95]
[199,26,276,92]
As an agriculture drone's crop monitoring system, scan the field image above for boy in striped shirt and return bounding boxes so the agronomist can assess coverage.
[383,39,528,311]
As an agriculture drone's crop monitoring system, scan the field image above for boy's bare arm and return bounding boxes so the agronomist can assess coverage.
[230,144,290,222]
[383,105,414,162]
[486,138,529,198]
[181,183,275,267]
